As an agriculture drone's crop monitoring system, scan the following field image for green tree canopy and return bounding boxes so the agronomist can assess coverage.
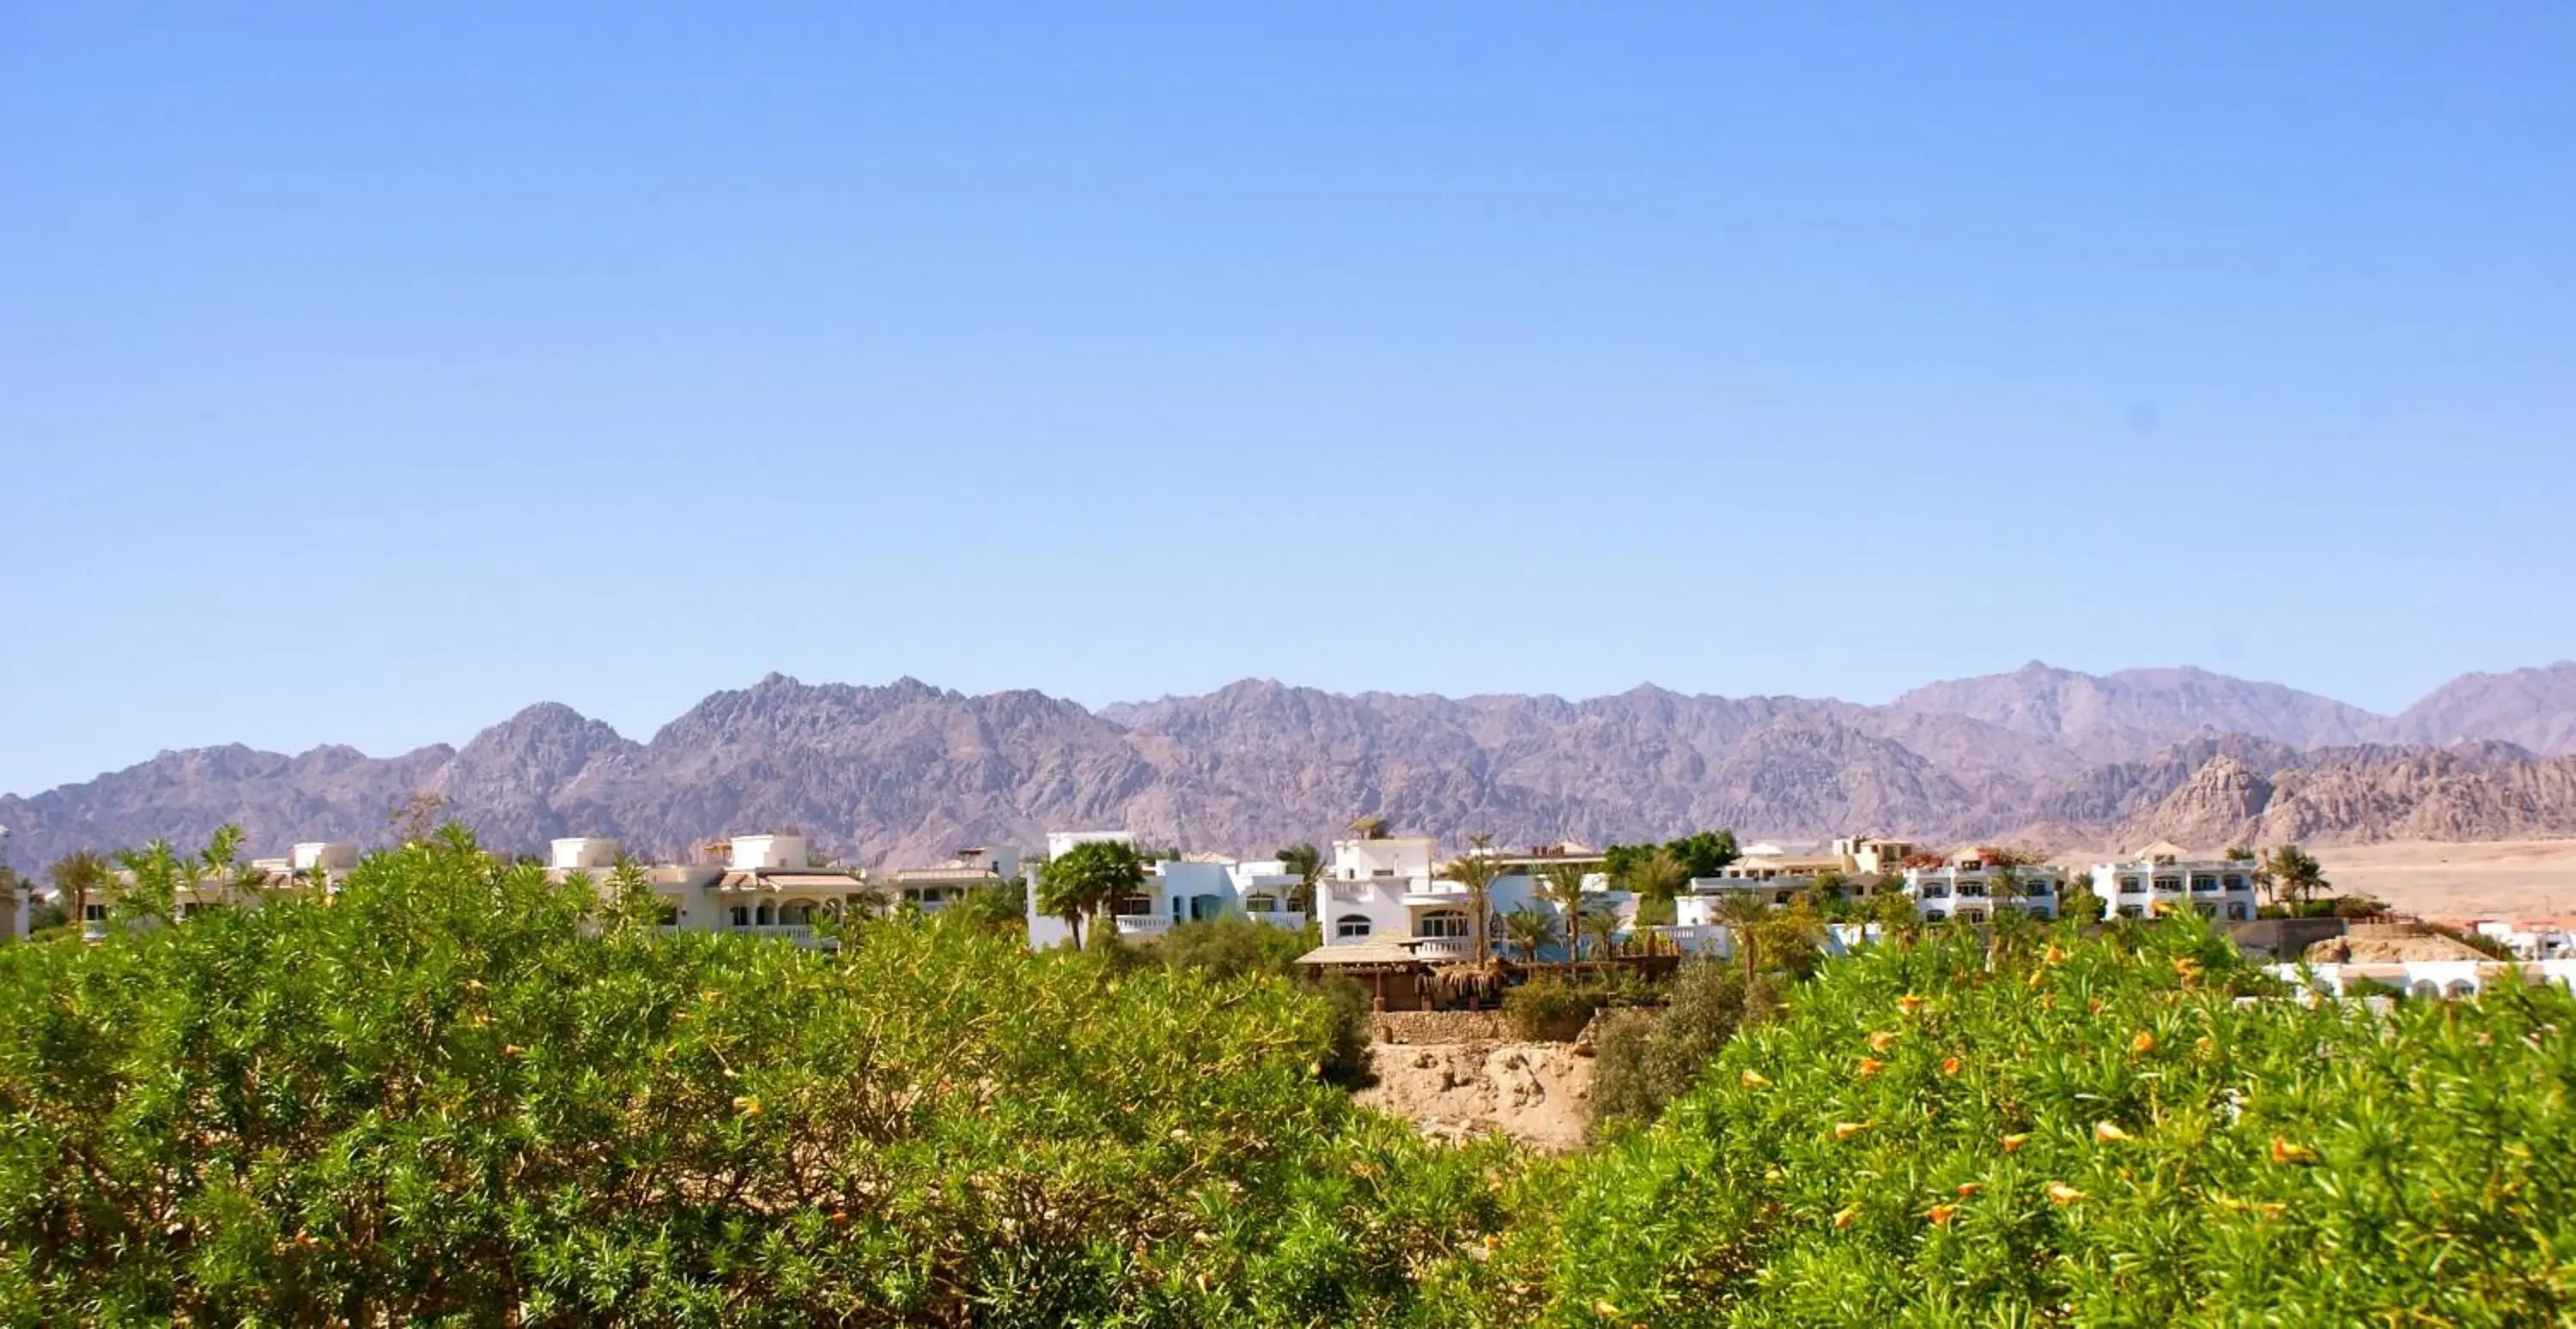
[1030,837,1147,950]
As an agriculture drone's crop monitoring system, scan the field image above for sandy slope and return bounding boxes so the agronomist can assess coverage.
[2309,840,2576,919]
[1353,1042,1595,1152]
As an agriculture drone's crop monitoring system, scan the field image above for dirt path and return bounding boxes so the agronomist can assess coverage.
[1353,1041,1595,1152]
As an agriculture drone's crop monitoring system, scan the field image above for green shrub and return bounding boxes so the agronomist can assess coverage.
[0,829,1505,1326]
[1503,979,1610,1041]
[1589,962,1777,1137]
[1156,913,1315,981]
[1474,918,2576,1326]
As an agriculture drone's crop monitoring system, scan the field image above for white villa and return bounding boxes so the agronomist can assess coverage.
[76,840,364,940]
[882,846,1024,913]
[1024,831,1309,948]
[1905,850,2068,922]
[545,833,882,943]
[1310,834,1624,962]
[2091,848,2262,922]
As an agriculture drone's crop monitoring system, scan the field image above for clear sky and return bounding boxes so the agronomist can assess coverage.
[3,3,2571,795]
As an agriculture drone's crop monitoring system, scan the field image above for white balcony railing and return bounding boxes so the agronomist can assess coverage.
[1410,936,1471,960]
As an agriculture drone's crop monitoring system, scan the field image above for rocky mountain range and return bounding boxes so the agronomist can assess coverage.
[5,662,2575,873]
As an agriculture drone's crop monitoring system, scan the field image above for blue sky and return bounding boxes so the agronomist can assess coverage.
[3,3,2570,794]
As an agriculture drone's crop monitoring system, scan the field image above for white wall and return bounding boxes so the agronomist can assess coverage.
[1046,829,1133,860]
[730,835,809,871]
[292,842,361,871]
[551,838,622,871]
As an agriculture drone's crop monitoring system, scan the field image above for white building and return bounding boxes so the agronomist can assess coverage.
[1906,851,2067,922]
[2090,852,2261,922]
[1023,832,1310,948]
[548,834,878,944]
[883,847,1024,913]
[2271,958,2576,1001]
[1312,835,1622,962]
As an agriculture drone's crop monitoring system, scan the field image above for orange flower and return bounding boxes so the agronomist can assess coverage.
[1834,1121,1868,1141]
[2000,1132,2030,1154]
[501,1044,526,1059]
[1832,1205,1860,1229]
[2094,1120,2132,1144]
[1867,1029,1899,1052]
[2269,1137,2318,1165]
[1741,1070,1771,1089]
[1925,1204,1959,1225]
[2044,944,2067,965]
[1857,1058,1886,1077]
[2046,1182,2085,1205]
[2129,1031,2155,1055]
[1955,1181,1983,1198]
[1941,1056,1963,1076]
[2172,956,2203,980]
[732,1095,762,1116]
[1897,993,1927,1016]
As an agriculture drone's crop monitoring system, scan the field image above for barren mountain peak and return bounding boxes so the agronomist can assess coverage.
[7,664,2576,875]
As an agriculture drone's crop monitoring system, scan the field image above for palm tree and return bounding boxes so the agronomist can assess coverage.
[1620,846,1689,904]
[2259,845,2327,912]
[1713,891,1771,980]
[1033,839,1146,950]
[1437,833,1502,963]
[1538,860,1594,977]
[48,850,112,938]
[1275,842,1323,914]
[1499,906,1561,964]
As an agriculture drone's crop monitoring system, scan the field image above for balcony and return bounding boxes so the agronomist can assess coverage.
[1410,936,1472,961]
[1113,914,1173,937]
[1244,909,1308,929]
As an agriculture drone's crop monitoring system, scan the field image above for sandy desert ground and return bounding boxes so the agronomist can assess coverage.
[2306,840,2576,920]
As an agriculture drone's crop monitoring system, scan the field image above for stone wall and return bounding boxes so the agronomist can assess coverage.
[1372,1010,1511,1045]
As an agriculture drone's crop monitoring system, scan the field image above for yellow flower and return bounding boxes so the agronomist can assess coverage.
[1867,1029,1899,1052]
[2269,1137,2318,1165]
[2094,1120,2132,1144]
[1592,1299,1622,1318]
[2172,956,2203,981]
[2129,1031,2156,1055]
[1832,1205,1859,1229]
[732,1095,762,1116]
[1740,1070,1771,1089]
[2046,1182,2085,1205]
[1834,1121,1868,1141]
[2000,1132,2030,1154]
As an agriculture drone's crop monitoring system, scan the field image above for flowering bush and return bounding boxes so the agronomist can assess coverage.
[1480,919,2576,1326]
[0,830,1510,1326]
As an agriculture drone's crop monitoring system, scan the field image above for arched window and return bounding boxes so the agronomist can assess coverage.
[1417,909,1469,939]
[780,901,812,925]
[756,902,775,925]
[1335,914,1373,939]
